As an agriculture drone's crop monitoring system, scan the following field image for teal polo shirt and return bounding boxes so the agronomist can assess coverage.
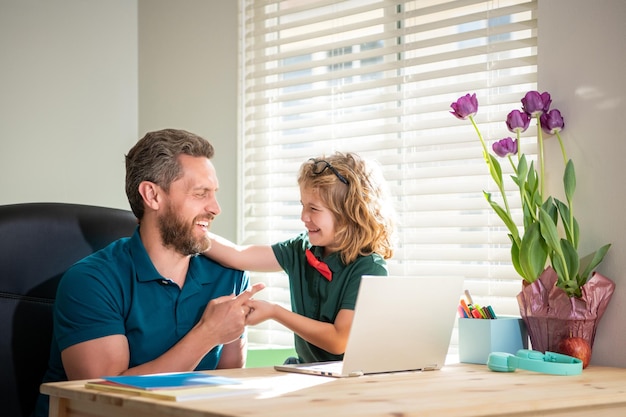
[272,232,387,363]
[34,227,248,417]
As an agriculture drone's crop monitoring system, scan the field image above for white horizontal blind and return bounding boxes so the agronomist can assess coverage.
[240,0,537,348]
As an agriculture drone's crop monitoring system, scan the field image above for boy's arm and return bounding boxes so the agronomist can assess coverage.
[206,233,282,272]
[246,302,354,355]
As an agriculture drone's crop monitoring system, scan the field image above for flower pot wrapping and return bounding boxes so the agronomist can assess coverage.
[517,267,615,353]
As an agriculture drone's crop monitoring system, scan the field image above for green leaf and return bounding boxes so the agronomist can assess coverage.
[513,155,529,189]
[509,236,526,279]
[572,216,580,249]
[542,197,558,223]
[538,206,563,258]
[579,243,612,283]
[560,238,579,284]
[551,252,567,284]
[517,154,529,181]
[487,154,504,189]
[521,203,535,229]
[563,159,576,204]
[518,221,548,282]
[516,158,541,227]
[525,161,542,209]
[483,191,519,241]
[526,161,538,198]
[554,198,579,249]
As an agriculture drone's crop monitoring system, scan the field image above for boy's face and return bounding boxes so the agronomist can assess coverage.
[299,185,337,254]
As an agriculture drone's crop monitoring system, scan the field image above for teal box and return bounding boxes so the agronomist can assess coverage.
[458,316,528,364]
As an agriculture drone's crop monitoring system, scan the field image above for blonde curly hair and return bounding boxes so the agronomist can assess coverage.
[298,152,396,265]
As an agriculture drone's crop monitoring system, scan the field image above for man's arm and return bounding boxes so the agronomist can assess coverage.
[217,337,247,369]
[61,283,264,379]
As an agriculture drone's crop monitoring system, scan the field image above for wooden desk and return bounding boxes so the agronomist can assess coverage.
[42,364,626,417]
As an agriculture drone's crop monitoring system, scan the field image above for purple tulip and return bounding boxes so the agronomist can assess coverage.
[540,109,565,134]
[506,110,531,133]
[521,91,552,116]
[450,93,478,120]
[492,137,518,158]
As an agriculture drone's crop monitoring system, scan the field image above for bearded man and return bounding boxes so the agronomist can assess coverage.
[33,129,263,417]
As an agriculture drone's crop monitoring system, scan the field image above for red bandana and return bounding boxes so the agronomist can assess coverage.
[305,248,332,281]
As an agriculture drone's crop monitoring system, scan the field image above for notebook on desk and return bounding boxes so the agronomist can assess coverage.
[274,275,465,378]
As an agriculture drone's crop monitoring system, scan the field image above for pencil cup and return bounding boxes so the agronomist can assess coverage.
[458,316,528,364]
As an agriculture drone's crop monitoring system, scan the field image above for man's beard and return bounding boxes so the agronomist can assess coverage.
[158,203,211,256]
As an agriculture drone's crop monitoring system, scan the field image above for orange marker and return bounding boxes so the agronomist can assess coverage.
[460,298,472,318]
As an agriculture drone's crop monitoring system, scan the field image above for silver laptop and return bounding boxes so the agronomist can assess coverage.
[274,275,464,377]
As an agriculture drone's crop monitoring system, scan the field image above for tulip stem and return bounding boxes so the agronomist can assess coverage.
[469,115,489,162]
[536,115,545,201]
[555,131,568,165]
[507,155,517,173]
[470,115,513,219]
[556,130,575,236]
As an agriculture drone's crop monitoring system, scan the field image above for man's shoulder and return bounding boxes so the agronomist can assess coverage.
[191,255,248,282]
[73,237,131,267]
[194,254,242,271]
[61,238,132,283]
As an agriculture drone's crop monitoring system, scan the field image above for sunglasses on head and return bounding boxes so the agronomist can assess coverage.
[309,158,349,185]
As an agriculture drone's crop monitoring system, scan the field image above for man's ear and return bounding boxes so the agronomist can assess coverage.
[138,181,161,211]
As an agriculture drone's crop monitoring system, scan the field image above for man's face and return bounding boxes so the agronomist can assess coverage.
[158,155,221,255]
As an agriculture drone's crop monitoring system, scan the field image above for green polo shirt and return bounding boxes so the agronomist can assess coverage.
[272,232,387,363]
[34,227,248,417]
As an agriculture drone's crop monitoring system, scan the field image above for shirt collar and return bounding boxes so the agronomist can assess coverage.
[309,245,345,275]
[128,227,213,285]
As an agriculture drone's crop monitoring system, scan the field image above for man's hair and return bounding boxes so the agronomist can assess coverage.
[125,128,215,219]
[299,152,396,265]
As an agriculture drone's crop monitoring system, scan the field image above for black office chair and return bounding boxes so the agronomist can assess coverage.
[0,202,137,417]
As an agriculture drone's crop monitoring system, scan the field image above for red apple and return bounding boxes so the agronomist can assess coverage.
[557,337,592,369]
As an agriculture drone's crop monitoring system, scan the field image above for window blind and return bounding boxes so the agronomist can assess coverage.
[240,0,537,349]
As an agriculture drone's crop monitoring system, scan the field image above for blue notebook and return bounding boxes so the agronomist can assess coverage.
[103,372,240,390]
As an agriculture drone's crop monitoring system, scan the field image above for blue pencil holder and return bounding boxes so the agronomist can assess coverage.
[458,316,528,364]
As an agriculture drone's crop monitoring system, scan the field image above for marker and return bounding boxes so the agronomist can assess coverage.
[459,299,471,318]
[464,289,474,305]
[474,304,486,318]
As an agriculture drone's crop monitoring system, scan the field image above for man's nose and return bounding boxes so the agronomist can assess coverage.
[207,198,221,217]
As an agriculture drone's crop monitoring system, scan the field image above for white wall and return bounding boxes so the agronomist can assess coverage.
[540,0,626,367]
[0,0,138,209]
[137,0,238,239]
[0,0,238,240]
